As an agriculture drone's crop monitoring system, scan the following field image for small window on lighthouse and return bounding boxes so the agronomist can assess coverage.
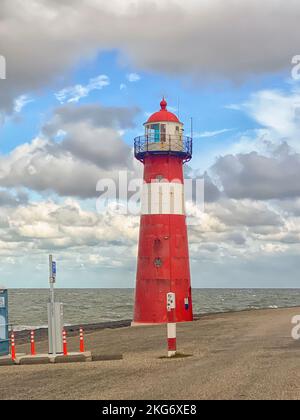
[149,124,160,143]
[161,124,166,142]
[154,258,162,268]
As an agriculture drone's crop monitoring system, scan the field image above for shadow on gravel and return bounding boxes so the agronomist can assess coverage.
[159,353,193,359]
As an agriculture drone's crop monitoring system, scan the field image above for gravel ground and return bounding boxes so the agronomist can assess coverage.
[1,307,300,400]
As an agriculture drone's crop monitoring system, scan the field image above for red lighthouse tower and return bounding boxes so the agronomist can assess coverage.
[133,98,193,324]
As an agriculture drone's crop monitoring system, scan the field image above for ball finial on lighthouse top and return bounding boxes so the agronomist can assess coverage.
[146,97,180,123]
[160,97,167,110]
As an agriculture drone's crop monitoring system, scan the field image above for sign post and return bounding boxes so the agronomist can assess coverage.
[49,254,56,355]
[49,255,56,301]
[48,255,63,355]
[167,292,176,357]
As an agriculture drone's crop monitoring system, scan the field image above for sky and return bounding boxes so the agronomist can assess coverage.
[1,0,300,288]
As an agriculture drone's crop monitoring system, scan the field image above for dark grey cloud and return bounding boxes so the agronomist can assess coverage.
[224,232,247,246]
[210,199,283,227]
[43,104,139,137]
[1,0,300,113]
[0,104,138,198]
[212,146,300,200]
[61,128,131,171]
[0,189,28,207]
[185,166,221,203]
[276,198,300,217]
[203,172,221,203]
[43,103,139,170]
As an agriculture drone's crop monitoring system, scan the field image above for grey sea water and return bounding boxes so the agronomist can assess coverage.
[7,288,300,330]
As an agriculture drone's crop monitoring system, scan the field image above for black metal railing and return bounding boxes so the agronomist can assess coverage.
[134,134,192,163]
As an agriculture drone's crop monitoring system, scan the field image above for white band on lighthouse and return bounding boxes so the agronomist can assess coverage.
[141,182,185,215]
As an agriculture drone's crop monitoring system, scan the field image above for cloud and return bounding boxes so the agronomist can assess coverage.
[1,0,300,114]
[204,87,300,201]
[184,195,297,267]
[61,123,131,170]
[5,199,139,249]
[0,199,140,287]
[1,186,300,287]
[0,194,295,267]
[55,74,110,103]
[43,103,139,136]
[126,73,141,82]
[184,167,221,203]
[208,199,283,228]
[14,95,34,113]
[201,87,300,188]
[195,128,234,138]
[212,143,300,201]
[276,198,300,217]
[0,189,28,207]
[232,89,300,141]
[0,103,139,198]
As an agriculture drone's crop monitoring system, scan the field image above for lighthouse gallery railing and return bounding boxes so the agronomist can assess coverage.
[134,134,192,163]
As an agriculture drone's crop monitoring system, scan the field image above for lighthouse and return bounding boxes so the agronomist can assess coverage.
[133,98,193,324]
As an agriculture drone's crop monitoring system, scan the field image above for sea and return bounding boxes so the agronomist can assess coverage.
[6,288,300,331]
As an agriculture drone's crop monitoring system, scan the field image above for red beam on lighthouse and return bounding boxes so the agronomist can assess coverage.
[133,98,193,325]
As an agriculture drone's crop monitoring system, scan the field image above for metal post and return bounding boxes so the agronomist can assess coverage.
[48,256,63,355]
[49,254,56,355]
[167,292,176,357]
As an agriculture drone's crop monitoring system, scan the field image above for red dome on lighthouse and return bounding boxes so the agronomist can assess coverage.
[147,98,180,123]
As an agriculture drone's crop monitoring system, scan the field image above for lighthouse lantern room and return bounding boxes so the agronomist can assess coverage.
[133,98,193,325]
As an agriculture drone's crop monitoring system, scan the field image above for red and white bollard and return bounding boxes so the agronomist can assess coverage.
[30,330,36,356]
[79,328,85,353]
[167,292,176,357]
[11,331,16,361]
[62,329,68,356]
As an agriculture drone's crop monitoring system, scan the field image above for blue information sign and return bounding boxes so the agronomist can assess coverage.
[52,261,56,277]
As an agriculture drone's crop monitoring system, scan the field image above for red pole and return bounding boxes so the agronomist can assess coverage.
[79,328,85,353]
[11,331,16,361]
[62,330,68,356]
[30,330,36,356]
[167,292,176,357]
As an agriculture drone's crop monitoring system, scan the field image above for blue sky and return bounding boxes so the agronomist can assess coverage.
[1,0,300,288]
[1,50,288,163]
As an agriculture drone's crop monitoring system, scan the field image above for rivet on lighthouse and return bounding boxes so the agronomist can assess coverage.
[133,98,193,325]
